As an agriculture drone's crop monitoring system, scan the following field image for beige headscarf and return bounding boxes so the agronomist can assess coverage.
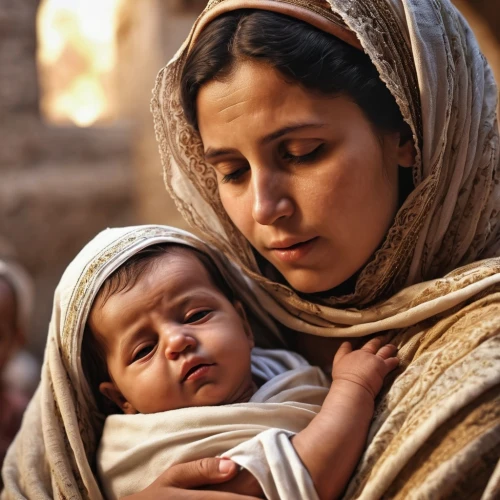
[151,0,500,497]
[1,225,280,499]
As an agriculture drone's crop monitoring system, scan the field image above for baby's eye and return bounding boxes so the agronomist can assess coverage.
[132,345,154,362]
[185,310,211,324]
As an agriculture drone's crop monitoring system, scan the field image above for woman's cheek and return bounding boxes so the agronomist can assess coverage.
[220,189,253,235]
[307,159,352,214]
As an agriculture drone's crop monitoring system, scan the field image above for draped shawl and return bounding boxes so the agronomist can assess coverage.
[150,0,500,497]
[1,225,282,499]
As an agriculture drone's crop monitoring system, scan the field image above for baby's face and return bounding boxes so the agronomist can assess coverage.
[89,251,255,414]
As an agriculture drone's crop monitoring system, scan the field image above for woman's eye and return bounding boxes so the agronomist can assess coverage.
[185,310,211,324]
[283,144,324,164]
[220,166,249,184]
[132,345,154,362]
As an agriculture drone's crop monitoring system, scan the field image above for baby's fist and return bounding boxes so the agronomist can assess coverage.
[332,337,399,399]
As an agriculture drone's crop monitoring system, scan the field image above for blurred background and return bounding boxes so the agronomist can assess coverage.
[0,0,499,365]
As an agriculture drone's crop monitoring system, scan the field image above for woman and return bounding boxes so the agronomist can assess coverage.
[149,0,500,497]
[3,0,499,498]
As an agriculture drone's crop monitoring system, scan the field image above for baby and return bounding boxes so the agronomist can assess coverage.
[82,242,398,500]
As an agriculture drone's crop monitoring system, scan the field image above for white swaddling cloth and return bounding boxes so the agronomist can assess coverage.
[97,348,330,500]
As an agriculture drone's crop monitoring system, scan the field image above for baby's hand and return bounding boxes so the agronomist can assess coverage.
[332,337,399,399]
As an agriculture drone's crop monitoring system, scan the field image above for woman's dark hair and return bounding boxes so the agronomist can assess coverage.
[181,9,409,138]
[81,244,236,415]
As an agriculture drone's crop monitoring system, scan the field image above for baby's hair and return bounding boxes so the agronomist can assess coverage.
[81,243,236,415]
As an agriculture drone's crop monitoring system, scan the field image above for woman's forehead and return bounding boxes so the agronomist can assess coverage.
[199,62,335,140]
[197,60,295,121]
[197,61,364,154]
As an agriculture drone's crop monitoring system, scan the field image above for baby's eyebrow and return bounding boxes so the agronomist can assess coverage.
[118,327,148,358]
[170,296,214,315]
[171,289,217,306]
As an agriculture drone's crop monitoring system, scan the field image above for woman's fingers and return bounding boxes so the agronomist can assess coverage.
[160,457,239,489]
[121,458,262,499]
[209,467,265,497]
[120,458,266,499]
[123,486,259,500]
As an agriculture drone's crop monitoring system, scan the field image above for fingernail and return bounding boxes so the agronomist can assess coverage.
[218,458,233,474]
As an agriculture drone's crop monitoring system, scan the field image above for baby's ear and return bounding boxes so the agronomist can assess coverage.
[233,300,254,347]
[99,382,137,414]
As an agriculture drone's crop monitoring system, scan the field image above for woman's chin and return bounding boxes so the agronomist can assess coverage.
[256,251,358,295]
[281,270,345,295]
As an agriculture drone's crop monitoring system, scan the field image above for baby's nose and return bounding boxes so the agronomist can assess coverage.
[164,331,197,360]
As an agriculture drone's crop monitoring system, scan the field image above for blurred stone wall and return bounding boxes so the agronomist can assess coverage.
[113,0,206,229]
[0,0,136,357]
[454,0,500,85]
[463,0,500,45]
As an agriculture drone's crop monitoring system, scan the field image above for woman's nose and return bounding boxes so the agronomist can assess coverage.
[251,168,294,225]
[163,330,197,360]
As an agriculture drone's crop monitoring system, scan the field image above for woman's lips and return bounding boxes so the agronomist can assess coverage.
[269,237,319,263]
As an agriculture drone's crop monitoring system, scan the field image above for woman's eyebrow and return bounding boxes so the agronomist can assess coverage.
[261,123,325,144]
[204,122,325,160]
[204,147,239,161]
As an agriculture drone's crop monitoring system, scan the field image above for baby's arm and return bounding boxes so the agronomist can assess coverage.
[292,337,399,500]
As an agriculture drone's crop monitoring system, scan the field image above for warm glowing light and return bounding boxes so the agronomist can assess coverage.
[37,0,123,127]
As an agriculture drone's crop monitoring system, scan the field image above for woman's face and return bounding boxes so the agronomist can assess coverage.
[197,60,413,293]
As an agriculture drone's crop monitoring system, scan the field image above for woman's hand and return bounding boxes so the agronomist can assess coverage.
[205,466,265,497]
[121,457,262,499]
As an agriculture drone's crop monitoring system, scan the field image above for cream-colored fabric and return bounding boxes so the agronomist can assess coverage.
[151,0,500,497]
[98,347,327,500]
[1,225,282,499]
